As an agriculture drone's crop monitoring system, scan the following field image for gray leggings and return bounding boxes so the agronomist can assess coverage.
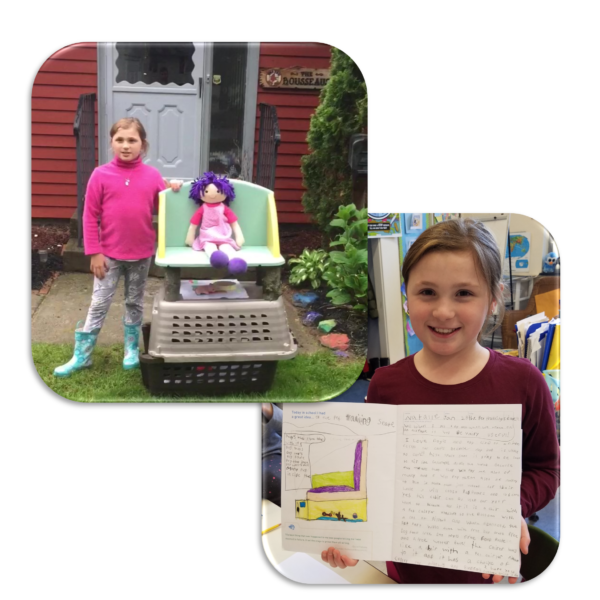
[83,257,152,332]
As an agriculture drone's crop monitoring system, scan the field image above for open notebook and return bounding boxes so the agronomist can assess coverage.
[281,402,522,578]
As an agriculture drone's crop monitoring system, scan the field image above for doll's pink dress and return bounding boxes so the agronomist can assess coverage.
[191,203,240,251]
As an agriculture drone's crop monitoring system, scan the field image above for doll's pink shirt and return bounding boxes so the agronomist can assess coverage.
[190,203,240,250]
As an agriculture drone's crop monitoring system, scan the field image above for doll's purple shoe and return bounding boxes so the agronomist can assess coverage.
[228,257,247,275]
[210,250,230,269]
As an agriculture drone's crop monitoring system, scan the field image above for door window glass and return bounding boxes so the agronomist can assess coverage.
[115,43,194,86]
[208,43,248,178]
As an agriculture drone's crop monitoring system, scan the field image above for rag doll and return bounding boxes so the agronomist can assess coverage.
[185,172,247,275]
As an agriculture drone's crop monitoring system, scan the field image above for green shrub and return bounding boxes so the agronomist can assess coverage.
[323,204,368,311]
[301,48,367,232]
[288,249,330,289]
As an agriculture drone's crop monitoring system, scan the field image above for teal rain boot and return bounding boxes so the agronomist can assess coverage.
[123,322,142,370]
[53,321,99,378]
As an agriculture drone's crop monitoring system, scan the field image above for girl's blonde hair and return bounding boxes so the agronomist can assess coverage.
[402,218,505,339]
[109,118,149,155]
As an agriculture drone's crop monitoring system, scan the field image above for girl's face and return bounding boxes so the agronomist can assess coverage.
[111,126,143,161]
[406,250,495,359]
[202,183,227,204]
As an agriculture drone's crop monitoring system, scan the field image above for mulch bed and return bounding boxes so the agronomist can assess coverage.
[279,227,325,258]
[287,286,367,358]
[32,223,69,291]
[32,253,64,291]
[32,223,70,253]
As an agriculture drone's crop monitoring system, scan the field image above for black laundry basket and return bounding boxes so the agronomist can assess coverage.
[140,323,278,397]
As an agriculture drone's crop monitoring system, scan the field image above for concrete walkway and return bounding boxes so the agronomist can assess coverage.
[31,272,321,353]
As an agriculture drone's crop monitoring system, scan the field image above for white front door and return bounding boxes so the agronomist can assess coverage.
[100,42,208,179]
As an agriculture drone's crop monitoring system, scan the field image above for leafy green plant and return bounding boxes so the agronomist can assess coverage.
[329,203,368,251]
[288,249,330,289]
[323,204,368,311]
[301,48,367,231]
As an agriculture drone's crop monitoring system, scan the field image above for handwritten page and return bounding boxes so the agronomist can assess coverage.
[282,403,398,560]
[392,405,522,577]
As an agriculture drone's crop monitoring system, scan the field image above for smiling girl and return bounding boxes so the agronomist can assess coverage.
[322,218,559,584]
[54,118,181,377]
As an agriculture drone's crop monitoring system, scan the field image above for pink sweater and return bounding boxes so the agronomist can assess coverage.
[83,156,166,260]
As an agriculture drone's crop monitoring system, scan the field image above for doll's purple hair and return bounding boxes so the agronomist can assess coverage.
[189,172,236,206]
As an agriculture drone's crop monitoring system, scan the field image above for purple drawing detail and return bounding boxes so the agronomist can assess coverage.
[308,486,355,493]
[354,440,363,490]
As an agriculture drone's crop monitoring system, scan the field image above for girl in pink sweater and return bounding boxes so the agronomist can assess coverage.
[54,118,181,377]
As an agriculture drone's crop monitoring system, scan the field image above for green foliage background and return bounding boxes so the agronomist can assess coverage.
[301,48,367,231]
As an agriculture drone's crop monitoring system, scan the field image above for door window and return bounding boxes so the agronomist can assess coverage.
[115,42,195,86]
[208,43,248,178]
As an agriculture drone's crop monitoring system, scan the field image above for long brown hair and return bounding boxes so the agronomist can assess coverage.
[402,218,505,338]
[109,118,149,155]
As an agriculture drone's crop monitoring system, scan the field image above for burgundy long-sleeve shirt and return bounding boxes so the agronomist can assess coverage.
[83,156,166,260]
[367,349,559,584]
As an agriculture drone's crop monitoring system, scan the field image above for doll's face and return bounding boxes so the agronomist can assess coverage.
[202,183,227,204]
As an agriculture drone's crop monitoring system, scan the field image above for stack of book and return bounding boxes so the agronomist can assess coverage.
[515,312,560,371]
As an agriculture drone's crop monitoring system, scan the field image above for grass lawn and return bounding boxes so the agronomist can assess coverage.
[32,343,364,403]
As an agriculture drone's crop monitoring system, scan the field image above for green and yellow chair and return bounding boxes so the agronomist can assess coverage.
[156,180,284,300]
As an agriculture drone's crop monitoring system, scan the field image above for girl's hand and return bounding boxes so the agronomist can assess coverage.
[170,179,183,193]
[235,234,245,247]
[321,547,358,569]
[163,178,182,192]
[262,403,274,420]
[482,516,530,583]
[90,253,108,280]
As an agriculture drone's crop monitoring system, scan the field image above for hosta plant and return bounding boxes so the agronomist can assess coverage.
[288,249,329,289]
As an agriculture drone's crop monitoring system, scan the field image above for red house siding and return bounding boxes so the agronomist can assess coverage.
[255,43,332,224]
[32,43,98,219]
